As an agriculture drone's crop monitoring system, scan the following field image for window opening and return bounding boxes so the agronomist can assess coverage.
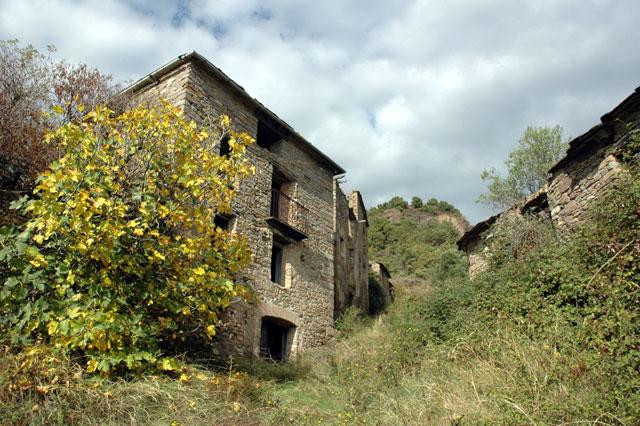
[219,134,231,157]
[271,244,283,284]
[214,214,231,231]
[257,120,283,150]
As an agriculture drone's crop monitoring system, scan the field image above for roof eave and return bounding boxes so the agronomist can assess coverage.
[123,52,346,176]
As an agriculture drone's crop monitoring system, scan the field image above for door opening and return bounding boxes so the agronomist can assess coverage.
[260,317,294,361]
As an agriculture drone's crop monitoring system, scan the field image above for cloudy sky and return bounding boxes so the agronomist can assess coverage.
[2,0,639,222]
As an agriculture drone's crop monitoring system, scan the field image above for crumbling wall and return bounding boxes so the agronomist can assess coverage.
[459,188,550,279]
[333,184,369,318]
[548,88,640,232]
[459,86,640,278]
[369,262,393,306]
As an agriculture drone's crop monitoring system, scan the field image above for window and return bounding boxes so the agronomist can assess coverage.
[214,214,231,231]
[270,244,283,284]
[257,120,283,150]
[270,170,292,220]
[219,134,231,157]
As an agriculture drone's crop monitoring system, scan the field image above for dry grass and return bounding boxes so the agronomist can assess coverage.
[0,285,628,425]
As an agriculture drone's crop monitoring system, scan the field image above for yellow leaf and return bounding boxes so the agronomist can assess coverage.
[158,358,179,371]
[153,250,165,261]
[47,321,59,335]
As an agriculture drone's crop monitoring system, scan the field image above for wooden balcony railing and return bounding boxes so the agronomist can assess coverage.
[268,189,309,240]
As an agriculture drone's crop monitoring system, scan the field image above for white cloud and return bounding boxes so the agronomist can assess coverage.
[1,0,639,222]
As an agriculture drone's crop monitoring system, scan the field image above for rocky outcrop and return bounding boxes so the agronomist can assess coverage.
[381,208,470,236]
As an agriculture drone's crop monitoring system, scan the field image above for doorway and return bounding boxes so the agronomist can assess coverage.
[260,317,294,361]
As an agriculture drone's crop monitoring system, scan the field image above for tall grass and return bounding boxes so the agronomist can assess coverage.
[2,169,638,425]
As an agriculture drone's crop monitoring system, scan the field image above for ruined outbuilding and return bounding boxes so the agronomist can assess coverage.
[459,87,640,277]
[126,52,372,361]
[369,261,394,306]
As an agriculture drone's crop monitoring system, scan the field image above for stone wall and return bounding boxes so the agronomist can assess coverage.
[333,184,369,318]
[459,86,640,277]
[369,262,393,306]
[129,53,369,359]
[459,188,549,278]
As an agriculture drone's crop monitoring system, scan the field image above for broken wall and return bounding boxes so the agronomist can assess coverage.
[333,184,369,318]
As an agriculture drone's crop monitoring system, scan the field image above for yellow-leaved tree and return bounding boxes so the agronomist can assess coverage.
[0,102,255,374]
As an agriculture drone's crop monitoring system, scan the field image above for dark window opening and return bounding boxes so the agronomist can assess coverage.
[257,120,283,150]
[260,317,293,361]
[214,214,231,230]
[271,244,283,284]
[271,170,292,220]
[219,134,231,157]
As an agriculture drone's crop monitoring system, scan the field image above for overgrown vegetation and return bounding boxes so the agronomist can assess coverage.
[368,196,466,281]
[0,39,637,425]
[1,164,638,422]
[0,104,255,375]
[478,125,568,210]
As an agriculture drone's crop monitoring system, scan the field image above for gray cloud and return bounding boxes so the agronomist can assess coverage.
[1,0,639,222]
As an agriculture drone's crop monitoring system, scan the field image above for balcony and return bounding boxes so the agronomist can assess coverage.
[267,188,309,241]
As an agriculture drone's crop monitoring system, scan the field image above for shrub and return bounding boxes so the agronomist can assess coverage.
[472,166,640,418]
[0,103,255,374]
[334,306,371,340]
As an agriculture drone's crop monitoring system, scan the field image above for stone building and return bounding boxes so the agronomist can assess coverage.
[369,261,394,306]
[334,186,370,318]
[459,86,640,277]
[125,52,370,361]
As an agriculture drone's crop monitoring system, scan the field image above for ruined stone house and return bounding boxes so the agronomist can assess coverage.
[459,86,640,277]
[125,52,370,361]
[369,261,394,306]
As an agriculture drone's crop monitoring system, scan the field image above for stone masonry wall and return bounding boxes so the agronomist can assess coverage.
[463,188,549,279]
[546,90,640,233]
[369,262,392,306]
[548,153,623,232]
[348,191,369,313]
[333,184,369,318]
[132,60,338,359]
[460,87,640,278]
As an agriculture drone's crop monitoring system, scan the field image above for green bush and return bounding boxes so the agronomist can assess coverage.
[470,166,640,418]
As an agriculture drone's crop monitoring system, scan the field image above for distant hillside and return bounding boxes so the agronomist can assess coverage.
[379,208,470,236]
[368,196,469,284]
